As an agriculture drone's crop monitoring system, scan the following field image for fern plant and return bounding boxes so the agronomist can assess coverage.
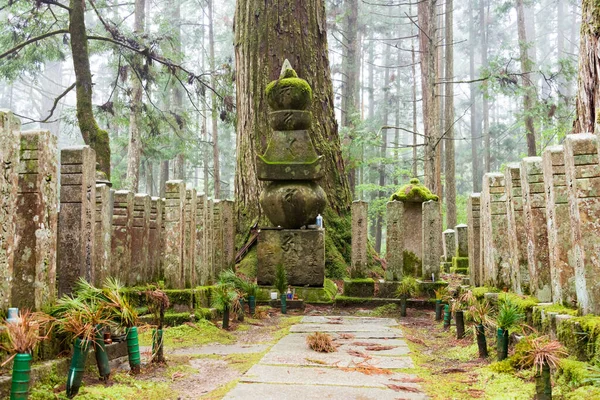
[273,263,288,295]
[396,276,419,299]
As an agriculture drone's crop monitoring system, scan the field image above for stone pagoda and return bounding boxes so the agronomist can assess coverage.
[256,60,326,287]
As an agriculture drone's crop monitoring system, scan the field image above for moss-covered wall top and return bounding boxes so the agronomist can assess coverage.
[390,178,439,203]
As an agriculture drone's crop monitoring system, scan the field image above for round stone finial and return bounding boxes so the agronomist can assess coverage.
[265,60,313,111]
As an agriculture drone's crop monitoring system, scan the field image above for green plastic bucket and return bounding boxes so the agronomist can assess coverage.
[248,296,256,316]
[94,327,111,380]
[126,327,141,374]
[10,352,32,400]
[400,298,407,317]
[497,328,509,361]
[476,324,488,358]
[66,338,88,398]
[280,294,287,314]
[435,300,442,321]
[223,306,230,329]
[443,304,451,329]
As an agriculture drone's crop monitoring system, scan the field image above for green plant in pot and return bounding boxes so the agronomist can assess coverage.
[433,287,449,321]
[101,279,140,374]
[468,299,494,359]
[517,335,566,400]
[145,288,170,363]
[1,311,54,400]
[495,296,524,361]
[53,295,111,398]
[211,283,238,329]
[452,290,476,339]
[244,282,259,316]
[395,276,419,317]
[273,263,288,314]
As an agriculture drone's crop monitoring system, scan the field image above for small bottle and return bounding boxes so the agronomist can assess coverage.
[316,214,323,229]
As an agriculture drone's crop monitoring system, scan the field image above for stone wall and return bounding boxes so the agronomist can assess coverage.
[467,194,481,286]
[505,163,529,295]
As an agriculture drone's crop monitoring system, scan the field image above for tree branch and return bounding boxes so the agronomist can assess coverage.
[0,29,68,59]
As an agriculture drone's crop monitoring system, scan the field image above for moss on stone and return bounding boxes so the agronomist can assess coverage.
[403,250,421,276]
[265,77,313,110]
[451,257,469,273]
[556,359,593,389]
[417,280,449,298]
[343,278,375,297]
[237,246,257,279]
[472,286,500,299]
[390,178,439,203]
[324,207,351,279]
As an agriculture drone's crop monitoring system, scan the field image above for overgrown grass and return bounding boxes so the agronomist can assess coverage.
[76,373,173,400]
[138,319,235,349]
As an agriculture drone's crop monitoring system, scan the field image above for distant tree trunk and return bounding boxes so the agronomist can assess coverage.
[69,0,111,178]
[573,0,600,134]
[419,0,441,196]
[480,0,490,172]
[394,23,402,185]
[341,0,360,196]
[234,0,352,233]
[411,4,418,178]
[516,0,537,155]
[444,0,456,229]
[159,160,168,197]
[171,0,185,180]
[469,0,481,192]
[145,161,153,196]
[208,0,221,198]
[125,0,145,191]
[375,51,390,254]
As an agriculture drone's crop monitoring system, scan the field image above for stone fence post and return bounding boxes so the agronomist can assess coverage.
[467,194,481,286]
[163,180,185,288]
[195,194,207,285]
[111,190,133,284]
[351,200,368,278]
[184,189,197,287]
[386,201,404,280]
[94,183,112,286]
[222,200,235,271]
[505,163,529,294]
[131,194,151,285]
[422,200,442,281]
[14,131,58,309]
[212,200,224,278]
[149,197,163,282]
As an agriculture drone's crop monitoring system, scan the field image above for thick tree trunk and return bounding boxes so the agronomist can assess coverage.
[125,0,145,192]
[480,0,490,172]
[573,0,600,134]
[208,0,221,198]
[69,0,111,178]
[444,0,456,229]
[516,0,537,156]
[171,0,185,180]
[469,0,481,192]
[419,0,441,196]
[411,5,418,178]
[234,0,352,233]
[375,51,390,254]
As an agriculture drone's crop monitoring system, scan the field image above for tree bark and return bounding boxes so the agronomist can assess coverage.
[208,0,221,198]
[480,0,490,172]
[125,0,145,191]
[69,0,111,178]
[444,0,456,229]
[573,0,600,134]
[375,50,390,253]
[419,0,441,196]
[516,0,537,156]
[233,0,352,233]
[469,0,481,192]
[411,4,418,178]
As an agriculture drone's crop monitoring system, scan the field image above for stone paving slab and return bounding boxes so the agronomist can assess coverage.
[171,343,269,355]
[241,364,420,389]
[301,316,399,326]
[291,323,400,333]
[272,333,410,357]
[224,382,428,400]
[260,349,413,368]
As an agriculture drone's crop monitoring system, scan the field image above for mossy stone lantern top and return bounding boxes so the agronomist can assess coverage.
[257,60,327,229]
[390,178,439,203]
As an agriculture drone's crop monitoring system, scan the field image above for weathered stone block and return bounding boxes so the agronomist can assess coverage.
[13,131,58,310]
[351,201,368,278]
[404,202,423,260]
[377,281,399,299]
[111,190,133,284]
[257,229,325,287]
[442,229,456,262]
[0,110,20,309]
[162,181,185,289]
[130,194,151,286]
[452,257,469,274]
[467,194,482,287]
[221,200,235,272]
[422,200,442,281]
[481,173,511,290]
[212,200,224,277]
[521,157,552,302]
[343,279,375,298]
[505,163,529,295]
[543,146,576,306]
[564,133,600,314]
[195,194,207,285]
[386,201,404,280]
[205,199,214,282]
[94,184,112,286]
[149,197,163,282]
[455,224,468,258]
[184,189,197,287]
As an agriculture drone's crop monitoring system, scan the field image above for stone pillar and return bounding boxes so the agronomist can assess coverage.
[521,157,552,302]
[205,199,214,282]
[564,133,600,314]
[505,163,529,294]
[58,146,96,295]
[212,200,224,277]
[163,180,185,288]
[184,189,197,287]
[149,197,163,282]
[94,183,112,286]
[543,145,576,306]
[351,200,368,278]
[441,229,455,273]
[422,200,442,281]
[467,194,481,286]
[385,201,404,280]
[14,131,58,309]
[455,224,468,257]
[221,200,235,271]
[0,111,20,309]
[131,194,151,285]
[481,173,511,289]
[195,194,207,285]
[111,190,133,283]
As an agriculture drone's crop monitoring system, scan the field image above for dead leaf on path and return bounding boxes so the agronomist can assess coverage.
[385,384,421,393]
[365,345,396,351]
[438,367,467,374]
[347,349,370,358]
[351,341,374,346]
[338,333,355,339]
[171,371,186,381]
[390,377,424,383]
[404,335,427,346]
[340,365,392,375]
[305,358,328,365]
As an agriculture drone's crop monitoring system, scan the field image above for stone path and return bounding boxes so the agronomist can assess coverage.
[223,316,428,400]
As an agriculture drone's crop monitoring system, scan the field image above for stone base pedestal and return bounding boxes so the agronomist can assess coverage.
[257,228,325,287]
